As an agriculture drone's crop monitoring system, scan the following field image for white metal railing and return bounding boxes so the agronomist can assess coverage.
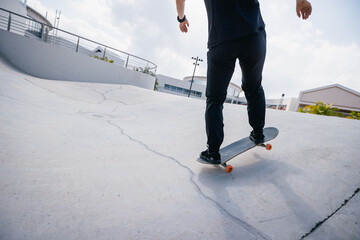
[0,7,157,74]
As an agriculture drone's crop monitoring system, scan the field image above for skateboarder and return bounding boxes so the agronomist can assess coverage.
[176,0,312,164]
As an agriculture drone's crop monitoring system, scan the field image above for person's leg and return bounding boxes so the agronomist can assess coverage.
[205,42,237,153]
[238,29,267,139]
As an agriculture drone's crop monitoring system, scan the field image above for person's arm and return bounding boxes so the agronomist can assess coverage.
[176,0,189,33]
[296,0,312,20]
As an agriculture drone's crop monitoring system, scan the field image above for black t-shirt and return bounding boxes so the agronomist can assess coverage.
[204,0,265,48]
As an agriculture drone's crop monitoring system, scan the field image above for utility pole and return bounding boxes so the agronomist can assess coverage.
[278,93,285,110]
[53,10,61,39]
[188,56,203,97]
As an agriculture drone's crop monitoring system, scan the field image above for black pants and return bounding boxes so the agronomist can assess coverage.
[205,29,266,152]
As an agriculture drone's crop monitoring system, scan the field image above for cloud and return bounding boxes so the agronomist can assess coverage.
[262,19,360,98]
[307,41,360,89]
[252,1,360,98]
[108,0,208,78]
[155,47,193,78]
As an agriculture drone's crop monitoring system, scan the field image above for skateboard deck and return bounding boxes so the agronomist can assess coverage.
[197,127,279,173]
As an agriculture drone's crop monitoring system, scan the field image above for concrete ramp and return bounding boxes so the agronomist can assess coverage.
[0,54,359,240]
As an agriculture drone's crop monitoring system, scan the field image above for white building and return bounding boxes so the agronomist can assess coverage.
[157,74,243,104]
[157,75,206,99]
[296,84,360,114]
[25,4,52,40]
[240,84,360,113]
[265,98,299,111]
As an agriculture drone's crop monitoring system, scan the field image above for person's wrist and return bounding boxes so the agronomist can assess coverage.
[177,15,186,23]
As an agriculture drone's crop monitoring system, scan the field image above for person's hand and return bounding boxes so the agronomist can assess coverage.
[179,19,189,33]
[296,0,312,20]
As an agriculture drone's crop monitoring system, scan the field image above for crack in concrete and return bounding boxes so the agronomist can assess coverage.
[91,88,126,105]
[85,87,128,108]
[23,78,94,104]
[22,74,268,238]
[24,78,127,107]
[301,188,360,239]
[92,89,107,104]
[0,94,73,116]
[107,120,270,240]
[257,213,295,223]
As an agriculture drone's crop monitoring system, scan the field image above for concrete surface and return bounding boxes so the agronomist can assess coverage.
[306,191,360,240]
[0,54,359,240]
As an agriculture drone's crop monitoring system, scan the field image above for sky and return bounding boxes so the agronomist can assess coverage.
[25,0,360,99]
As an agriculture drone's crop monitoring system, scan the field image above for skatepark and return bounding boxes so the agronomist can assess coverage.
[0,2,359,237]
[1,47,360,239]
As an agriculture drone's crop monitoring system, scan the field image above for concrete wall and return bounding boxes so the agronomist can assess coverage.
[287,98,299,111]
[0,29,155,89]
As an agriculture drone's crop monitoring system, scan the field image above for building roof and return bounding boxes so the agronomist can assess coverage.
[297,84,360,111]
[26,5,53,29]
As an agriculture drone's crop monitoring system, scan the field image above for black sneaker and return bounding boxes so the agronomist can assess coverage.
[249,131,265,144]
[200,149,221,164]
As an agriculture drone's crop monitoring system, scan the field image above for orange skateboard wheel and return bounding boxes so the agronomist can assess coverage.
[266,144,272,150]
[226,165,233,173]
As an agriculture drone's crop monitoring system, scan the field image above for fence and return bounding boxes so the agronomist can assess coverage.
[0,7,157,74]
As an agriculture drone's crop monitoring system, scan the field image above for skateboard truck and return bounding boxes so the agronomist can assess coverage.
[220,143,272,173]
[221,162,234,173]
[260,143,272,150]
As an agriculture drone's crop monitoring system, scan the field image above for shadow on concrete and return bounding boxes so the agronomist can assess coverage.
[197,152,321,239]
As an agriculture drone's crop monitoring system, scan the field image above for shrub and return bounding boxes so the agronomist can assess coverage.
[302,101,339,116]
[93,56,114,63]
[299,101,359,120]
[347,111,360,120]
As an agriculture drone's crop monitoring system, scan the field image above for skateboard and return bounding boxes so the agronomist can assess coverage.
[197,127,279,173]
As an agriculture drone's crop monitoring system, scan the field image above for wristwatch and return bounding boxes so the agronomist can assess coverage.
[177,15,186,23]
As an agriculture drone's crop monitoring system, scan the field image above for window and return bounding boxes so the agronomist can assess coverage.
[164,84,202,98]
